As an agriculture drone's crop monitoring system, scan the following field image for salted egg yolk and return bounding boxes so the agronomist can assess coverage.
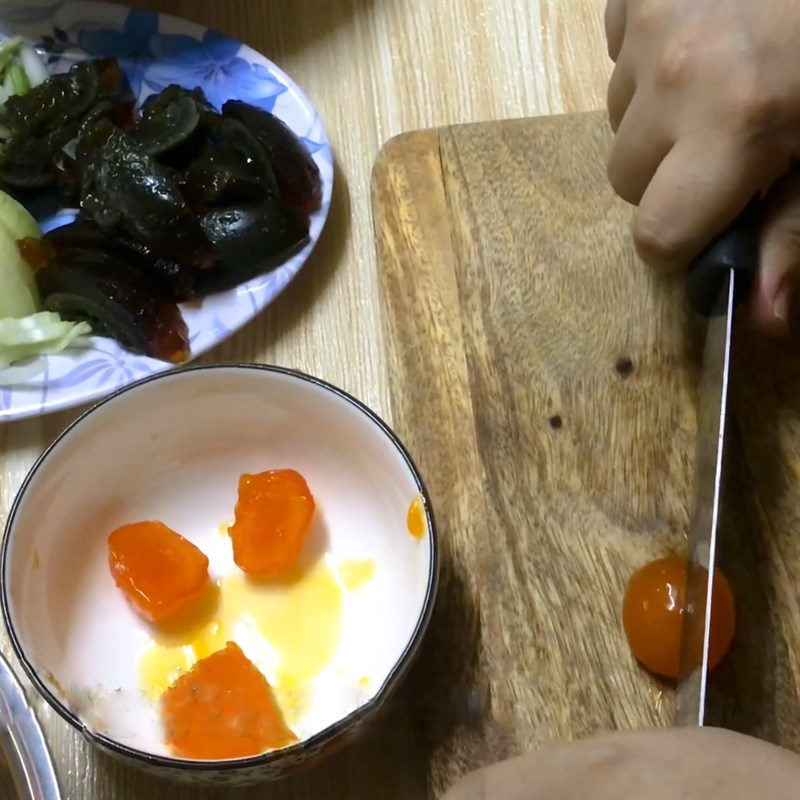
[229,469,315,577]
[622,556,735,679]
[161,641,296,759]
[138,557,344,727]
[108,521,209,624]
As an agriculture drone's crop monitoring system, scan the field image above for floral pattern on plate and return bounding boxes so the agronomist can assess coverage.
[0,0,333,422]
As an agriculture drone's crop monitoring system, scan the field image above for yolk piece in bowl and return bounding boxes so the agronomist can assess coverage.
[229,469,315,577]
[108,521,210,624]
[161,641,296,759]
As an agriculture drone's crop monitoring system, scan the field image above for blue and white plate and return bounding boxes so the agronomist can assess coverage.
[0,1,333,422]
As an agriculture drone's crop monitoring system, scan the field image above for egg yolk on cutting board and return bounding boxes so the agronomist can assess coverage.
[622,556,735,679]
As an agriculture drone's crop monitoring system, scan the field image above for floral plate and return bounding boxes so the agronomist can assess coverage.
[0,1,333,422]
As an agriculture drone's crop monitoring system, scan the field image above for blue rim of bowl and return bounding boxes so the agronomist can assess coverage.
[0,363,439,772]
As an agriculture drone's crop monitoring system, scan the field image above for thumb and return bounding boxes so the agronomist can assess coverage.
[751,170,800,337]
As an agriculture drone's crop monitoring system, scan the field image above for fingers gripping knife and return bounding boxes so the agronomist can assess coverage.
[675,203,758,726]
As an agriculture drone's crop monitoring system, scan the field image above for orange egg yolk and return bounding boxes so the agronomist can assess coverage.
[161,642,296,759]
[407,495,426,539]
[622,556,735,679]
[108,521,210,624]
[229,469,315,577]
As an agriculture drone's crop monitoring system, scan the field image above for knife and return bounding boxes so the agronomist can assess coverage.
[674,202,758,726]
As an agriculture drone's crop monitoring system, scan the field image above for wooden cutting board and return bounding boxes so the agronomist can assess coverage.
[372,111,800,798]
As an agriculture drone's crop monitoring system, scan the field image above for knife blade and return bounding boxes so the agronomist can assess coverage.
[675,204,758,727]
[674,271,734,726]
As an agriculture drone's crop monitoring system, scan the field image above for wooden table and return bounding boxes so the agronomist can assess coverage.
[0,2,611,798]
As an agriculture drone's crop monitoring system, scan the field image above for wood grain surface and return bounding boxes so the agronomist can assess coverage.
[0,2,615,799]
[372,113,800,797]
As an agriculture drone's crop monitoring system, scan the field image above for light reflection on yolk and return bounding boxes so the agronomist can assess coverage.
[666,581,680,613]
[138,558,343,726]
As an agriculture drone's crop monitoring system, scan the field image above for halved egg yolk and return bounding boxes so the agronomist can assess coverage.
[229,469,315,577]
[622,556,735,679]
[108,521,209,624]
[161,641,296,759]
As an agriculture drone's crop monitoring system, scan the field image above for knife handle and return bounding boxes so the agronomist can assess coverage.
[685,199,759,317]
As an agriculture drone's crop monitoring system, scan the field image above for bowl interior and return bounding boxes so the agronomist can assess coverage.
[4,367,433,761]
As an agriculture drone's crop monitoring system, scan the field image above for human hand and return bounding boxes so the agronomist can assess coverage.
[441,727,800,799]
[605,0,800,335]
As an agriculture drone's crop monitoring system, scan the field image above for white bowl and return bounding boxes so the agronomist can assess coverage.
[1,365,437,784]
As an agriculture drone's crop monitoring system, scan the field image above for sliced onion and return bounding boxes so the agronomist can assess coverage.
[0,312,91,368]
[19,45,48,88]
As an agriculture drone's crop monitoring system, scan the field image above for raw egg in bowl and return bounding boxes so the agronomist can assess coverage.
[1,365,437,784]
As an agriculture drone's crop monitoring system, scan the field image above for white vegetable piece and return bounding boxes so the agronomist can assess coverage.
[0,36,48,104]
[19,45,48,88]
[0,312,91,368]
[0,190,41,318]
[0,191,93,367]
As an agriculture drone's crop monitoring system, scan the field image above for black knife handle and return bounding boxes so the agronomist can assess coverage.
[685,199,759,317]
